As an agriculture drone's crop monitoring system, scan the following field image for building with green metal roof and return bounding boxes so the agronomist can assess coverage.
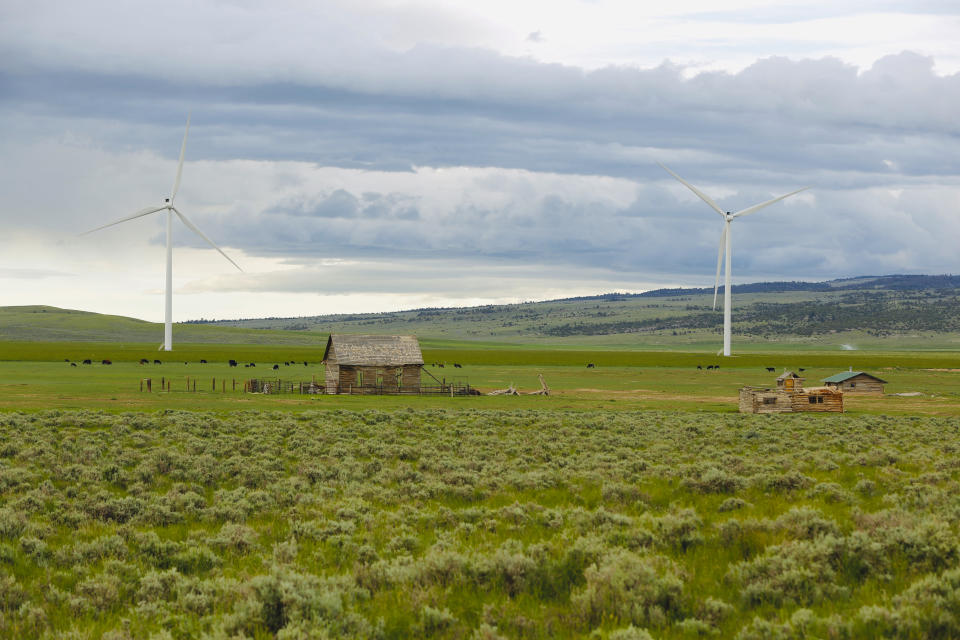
[822,370,887,395]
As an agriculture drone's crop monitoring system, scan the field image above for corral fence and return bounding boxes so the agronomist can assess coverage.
[138,377,477,397]
[245,379,477,396]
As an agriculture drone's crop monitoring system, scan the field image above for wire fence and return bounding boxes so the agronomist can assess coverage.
[139,377,478,396]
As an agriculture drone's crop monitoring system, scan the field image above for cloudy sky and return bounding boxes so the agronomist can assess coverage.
[1,0,958,321]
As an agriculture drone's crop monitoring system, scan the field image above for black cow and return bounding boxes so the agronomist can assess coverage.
[706,365,713,370]
[715,365,720,370]
[229,360,238,367]
[82,359,92,365]
[799,368,806,372]
[272,364,280,370]
[284,362,290,366]
[102,359,112,365]
[70,362,77,367]
[154,360,161,364]
[249,363,256,368]
[200,359,207,364]
[438,364,445,368]
[64,358,70,362]
[303,361,308,366]
[139,358,149,364]
[453,363,462,368]
[587,363,595,368]
[697,365,702,370]
[766,367,775,372]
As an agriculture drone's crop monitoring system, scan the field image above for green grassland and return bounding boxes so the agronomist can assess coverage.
[0,346,958,415]
[2,409,960,639]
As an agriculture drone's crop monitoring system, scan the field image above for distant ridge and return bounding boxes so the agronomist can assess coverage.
[563,274,960,301]
[3,274,959,346]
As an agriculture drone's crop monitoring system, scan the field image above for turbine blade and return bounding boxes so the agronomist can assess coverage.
[172,207,243,272]
[170,112,191,203]
[732,187,809,219]
[658,162,725,216]
[713,225,726,310]
[79,205,166,235]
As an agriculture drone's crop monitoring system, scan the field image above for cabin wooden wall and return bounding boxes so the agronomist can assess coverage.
[328,364,422,393]
[792,392,843,412]
[324,364,339,394]
[832,378,884,395]
[739,388,793,414]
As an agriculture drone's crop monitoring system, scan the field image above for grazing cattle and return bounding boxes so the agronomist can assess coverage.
[587,363,595,368]
[799,368,806,372]
[438,364,445,368]
[715,365,720,370]
[154,360,161,364]
[244,364,250,368]
[229,360,238,367]
[140,358,149,364]
[102,359,112,365]
[64,358,70,362]
[766,367,775,372]
[697,365,702,370]
[70,362,77,367]
[249,363,256,367]
[272,364,280,370]
[284,362,289,366]
[82,359,92,365]
[706,365,714,370]
[184,362,188,365]
[304,361,308,366]
[453,363,462,368]
[200,359,207,364]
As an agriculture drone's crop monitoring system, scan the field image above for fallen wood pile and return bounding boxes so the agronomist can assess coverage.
[487,374,550,397]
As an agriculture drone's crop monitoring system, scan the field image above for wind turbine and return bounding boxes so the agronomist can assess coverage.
[81,114,242,351]
[658,162,808,356]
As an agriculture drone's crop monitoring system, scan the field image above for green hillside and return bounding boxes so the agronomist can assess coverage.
[3,275,959,351]
[202,275,960,351]
[0,306,322,346]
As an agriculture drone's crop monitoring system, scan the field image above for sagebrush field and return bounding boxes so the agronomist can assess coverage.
[2,409,959,639]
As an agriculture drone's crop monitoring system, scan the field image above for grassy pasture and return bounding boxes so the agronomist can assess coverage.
[0,342,957,414]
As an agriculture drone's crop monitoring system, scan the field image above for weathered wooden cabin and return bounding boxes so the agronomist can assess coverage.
[822,370,887,395]
[322,334,423,394]
[740,370,843,413]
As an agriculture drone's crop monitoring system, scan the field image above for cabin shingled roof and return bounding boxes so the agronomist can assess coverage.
[822,371,888,384]
[322,334,424,366]
[777,370,803,380]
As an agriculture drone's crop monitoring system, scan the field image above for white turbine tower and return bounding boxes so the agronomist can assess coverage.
[82,114,243,351]
[658,163,808,356]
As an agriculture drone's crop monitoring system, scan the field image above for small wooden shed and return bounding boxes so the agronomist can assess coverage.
[322,334,423,394]
[822,371,887,395]
[776,371,805,392]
